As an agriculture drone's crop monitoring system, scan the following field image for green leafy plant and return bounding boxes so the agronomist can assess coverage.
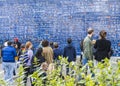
[1,57,120,86]
[15,64,25,86]
[0,79,6,86]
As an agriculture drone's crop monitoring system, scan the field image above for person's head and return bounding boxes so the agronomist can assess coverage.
[50,42,54,48]
[41,62,48,71]
[50,42,53,46]
[12,44,17,48]
[67,38,72,44]
[25,41,33,49]
[35,47,43,57]
[87,28,94,37]
[14,38,18,42]
[7,41,12,46]
[99,30,107,39]
[42,40,49,47]
[48,63,55,73]
[54,42,59,48]
[4,41,8,47]
[20,44,25,50]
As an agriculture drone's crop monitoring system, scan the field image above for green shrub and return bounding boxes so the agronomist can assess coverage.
[1,57,120,86]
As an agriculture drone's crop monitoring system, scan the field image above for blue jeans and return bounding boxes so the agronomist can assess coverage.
[2,62,15,82]
[82,58,88,66]
[82,58,95,77]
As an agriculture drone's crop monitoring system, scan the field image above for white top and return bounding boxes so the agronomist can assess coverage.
[26,49,33,66]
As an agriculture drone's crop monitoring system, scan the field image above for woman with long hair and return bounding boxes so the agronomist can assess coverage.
[94,30,111,62]
[23,41,33,85]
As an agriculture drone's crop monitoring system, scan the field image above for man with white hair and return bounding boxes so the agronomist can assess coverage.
[4,40,8,47]
[82,28,94,65]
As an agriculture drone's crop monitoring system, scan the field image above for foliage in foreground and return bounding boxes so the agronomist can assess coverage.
[1,57,120,86]
[30,57,120,86]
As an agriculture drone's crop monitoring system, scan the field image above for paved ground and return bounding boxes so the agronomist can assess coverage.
[0,64,4,79]
[0,63,31,86]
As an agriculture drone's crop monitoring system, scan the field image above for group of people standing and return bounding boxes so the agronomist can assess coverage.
[82,28,112,66]
[1,38,76,85]
[0,28,112,85]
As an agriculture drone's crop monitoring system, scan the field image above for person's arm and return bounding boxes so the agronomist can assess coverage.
[63,48,66,57]
[13,48,17,57]
[74,48,76,61]
[60,49,63,56]
[108,41,111,52]
[50,47,54,62]
[1,49,3,57]
[94,40,97,49]
[28,50,33,59]
[39,56,45,64]
[88,42,92,58]
[51,48,54,59]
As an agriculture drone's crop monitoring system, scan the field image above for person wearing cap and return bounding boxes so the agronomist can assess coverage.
[82,28,94,65]
[13,37,21,51]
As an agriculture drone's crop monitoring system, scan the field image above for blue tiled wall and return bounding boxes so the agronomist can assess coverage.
[0,0,119,56]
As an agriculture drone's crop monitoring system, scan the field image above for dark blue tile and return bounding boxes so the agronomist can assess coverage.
[0,0,119,56]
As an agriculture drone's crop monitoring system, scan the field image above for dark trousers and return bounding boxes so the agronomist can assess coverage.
[23,66,30,86]
[30,71,47,86]
[13,69,16,75]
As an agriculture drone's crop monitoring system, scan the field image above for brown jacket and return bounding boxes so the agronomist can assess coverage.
[42,47,53,64]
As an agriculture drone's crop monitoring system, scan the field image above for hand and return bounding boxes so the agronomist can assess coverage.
[92,40,96,44]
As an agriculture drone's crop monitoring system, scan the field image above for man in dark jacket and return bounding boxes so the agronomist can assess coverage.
[63,38,76,62]
[2,41,17,83]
